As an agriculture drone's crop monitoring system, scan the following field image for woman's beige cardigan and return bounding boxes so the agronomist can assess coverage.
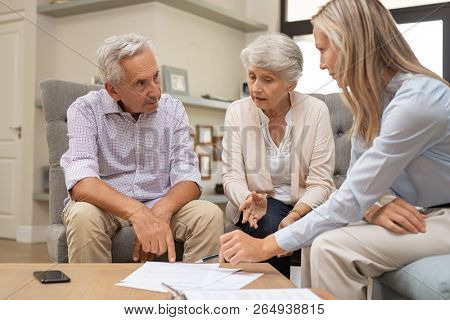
[222,92,336,224]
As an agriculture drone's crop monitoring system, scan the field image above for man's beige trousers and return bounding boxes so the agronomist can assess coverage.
[62,200,224,263]
[301,208,450,299]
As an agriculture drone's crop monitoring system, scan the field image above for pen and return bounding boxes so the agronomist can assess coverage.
[161,282,187,300]
[201,253,219,262]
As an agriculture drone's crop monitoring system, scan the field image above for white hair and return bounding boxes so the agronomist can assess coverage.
[240,33,303,83]
[96,33,156,85]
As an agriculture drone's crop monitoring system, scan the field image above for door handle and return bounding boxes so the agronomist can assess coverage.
[8,126,22,139]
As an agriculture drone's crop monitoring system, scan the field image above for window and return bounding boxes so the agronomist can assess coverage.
[398,20,443,77]
[281,1,450,88]
[294,34,340,94]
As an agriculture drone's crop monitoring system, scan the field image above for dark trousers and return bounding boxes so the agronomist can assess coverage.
[235,197,292,278]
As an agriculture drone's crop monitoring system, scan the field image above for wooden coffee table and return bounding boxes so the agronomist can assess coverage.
[0,263,335,299]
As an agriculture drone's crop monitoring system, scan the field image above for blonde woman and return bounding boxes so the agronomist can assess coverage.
[222,33,335,278]
[220,0,450,299]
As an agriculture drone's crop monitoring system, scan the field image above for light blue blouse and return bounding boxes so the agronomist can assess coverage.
[275,73,450,251]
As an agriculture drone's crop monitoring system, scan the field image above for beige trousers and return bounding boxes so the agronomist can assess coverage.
[300,208,450,299]
[61,200,225,263]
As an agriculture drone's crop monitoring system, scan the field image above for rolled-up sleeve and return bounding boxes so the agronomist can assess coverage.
[297,103,335,209]
[276,88,448,252]
[169,103,202,191]
[60,101,100,191]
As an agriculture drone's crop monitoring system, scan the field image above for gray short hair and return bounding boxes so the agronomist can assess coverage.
[240,33,303,83]
[96,33,156,85]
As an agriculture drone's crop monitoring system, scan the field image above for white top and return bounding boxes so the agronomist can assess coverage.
[258,108,293,204]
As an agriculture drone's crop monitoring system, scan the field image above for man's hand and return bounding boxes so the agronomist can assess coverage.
[239,192,268,229]
[365,198,427,234]
[219,230,283,265]
[151,204,172,225]
[133,238,155,262]
[129,206,176,262]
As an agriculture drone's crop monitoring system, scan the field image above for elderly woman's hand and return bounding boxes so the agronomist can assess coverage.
[276,211,302,258]
[239,192,268,229]
[278,211,300,230]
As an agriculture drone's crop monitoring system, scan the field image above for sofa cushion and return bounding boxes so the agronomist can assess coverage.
[46,224,68,263]
[374,254,450,299]
[310,93,352,188]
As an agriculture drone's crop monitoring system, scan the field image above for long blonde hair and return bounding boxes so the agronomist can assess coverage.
[311,0,449,145]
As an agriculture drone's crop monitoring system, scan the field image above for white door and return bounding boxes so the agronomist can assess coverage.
[0,17,24,239]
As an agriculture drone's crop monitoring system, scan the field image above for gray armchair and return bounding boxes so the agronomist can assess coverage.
[40,79,182,263]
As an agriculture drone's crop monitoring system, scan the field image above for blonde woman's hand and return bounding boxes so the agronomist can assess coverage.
[219,231,283,264]
[366,197,427,234]
[239,191,268,229]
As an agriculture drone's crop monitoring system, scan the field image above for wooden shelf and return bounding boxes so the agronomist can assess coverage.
[33,192,49,202]
[173,95,230,110]
[37,0,267,32]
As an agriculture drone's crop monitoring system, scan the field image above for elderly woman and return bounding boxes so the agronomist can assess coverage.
[220,0,450,299]
[222,33,335,278]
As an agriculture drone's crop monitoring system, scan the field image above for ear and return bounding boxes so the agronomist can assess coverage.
[104,82,121,102]
[287,81,297,92]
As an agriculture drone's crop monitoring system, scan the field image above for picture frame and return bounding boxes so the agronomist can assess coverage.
[162,65,189,96]
[212,135,224,161]
[189,126,196,144]
[198,154,212,180]
[240,82,249,98]
[196,125,213,145]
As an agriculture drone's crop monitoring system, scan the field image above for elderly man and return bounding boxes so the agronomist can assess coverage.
[60,33,224,263]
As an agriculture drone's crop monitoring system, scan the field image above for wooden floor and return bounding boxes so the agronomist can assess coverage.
[0,239,51,263]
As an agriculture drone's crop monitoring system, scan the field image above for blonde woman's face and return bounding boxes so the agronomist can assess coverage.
[313,28,338,80]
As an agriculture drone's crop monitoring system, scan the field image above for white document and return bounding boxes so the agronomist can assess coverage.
[183,288,321,300]
[116,262,260,293]
[201,271,263,290]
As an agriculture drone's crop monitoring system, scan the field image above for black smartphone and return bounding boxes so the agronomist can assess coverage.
[33,270,71,284]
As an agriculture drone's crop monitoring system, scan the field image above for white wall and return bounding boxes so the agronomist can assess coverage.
[245,0,280,43]
[36,2,246,99]
[0,1,42,235]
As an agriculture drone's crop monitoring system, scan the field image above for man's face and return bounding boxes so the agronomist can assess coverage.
[108,49,162,113]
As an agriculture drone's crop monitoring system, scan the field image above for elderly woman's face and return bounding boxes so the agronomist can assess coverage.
[247,65,294,111]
